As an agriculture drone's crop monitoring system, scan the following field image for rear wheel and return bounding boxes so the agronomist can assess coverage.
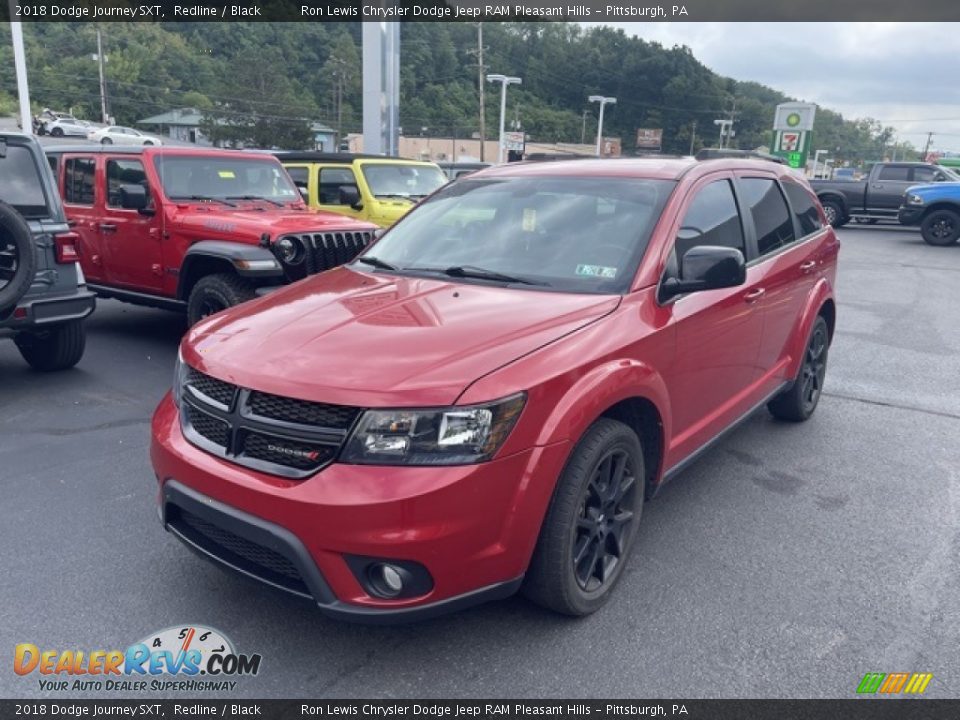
[186,273,256,326]
[0,200,37,314]
[920,209,960,246]
[523,418,644,616]
[15,320,86,371]
[768,315,829,422]
[100,137,113,145]
[821,199,846,228]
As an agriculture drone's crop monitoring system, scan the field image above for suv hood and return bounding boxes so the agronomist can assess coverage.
[173,205,374,240]
[184,267,620,407]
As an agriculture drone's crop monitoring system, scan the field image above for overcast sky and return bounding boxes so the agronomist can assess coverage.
[585,22,960,153]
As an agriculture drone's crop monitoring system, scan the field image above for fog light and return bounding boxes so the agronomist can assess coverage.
[369,563,404,598]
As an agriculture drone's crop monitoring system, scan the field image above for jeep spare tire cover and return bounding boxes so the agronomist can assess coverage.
[0,200,38,313]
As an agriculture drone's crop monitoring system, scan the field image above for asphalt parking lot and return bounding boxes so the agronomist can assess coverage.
[2,225,958,699]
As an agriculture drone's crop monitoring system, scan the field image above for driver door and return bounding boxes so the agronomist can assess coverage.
[315,166,364,221]
[661,175,767,461]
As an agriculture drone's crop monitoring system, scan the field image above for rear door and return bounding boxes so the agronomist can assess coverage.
[869,165,915,212]
[100,155,163,292]
[736,173,824,395]
[282,163,313,205]
[59,154,105,283]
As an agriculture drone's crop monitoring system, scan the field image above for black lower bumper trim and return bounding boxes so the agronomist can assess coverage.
[160,479,524,624]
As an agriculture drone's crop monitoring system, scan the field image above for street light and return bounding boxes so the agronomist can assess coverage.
[589,95,616,157]
[486,73,522,164]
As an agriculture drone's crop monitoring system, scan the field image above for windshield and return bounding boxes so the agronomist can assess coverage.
[362,176,676,294]
[361,163,447,199]
[153,156,301,203]
[941,166,960,181]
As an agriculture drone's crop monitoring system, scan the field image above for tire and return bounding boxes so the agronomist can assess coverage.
[51,127,64,137]
[0,200,38,313]
[820,199,846,228]
[523,418,644,616]
[15,320,86,371]
[854,217,877,225]
[920,209,960,247]
[100,137,113,145]
[768,315,830,422]
[186,273,256,326]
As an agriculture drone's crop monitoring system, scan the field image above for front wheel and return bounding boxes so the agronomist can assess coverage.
[15,320,86,371]
[100,137,113,145]
[920,209,960,246]
[186,273,256,326]
[51,127,64,137]
[768,315,829,422]
[523,418,644,616]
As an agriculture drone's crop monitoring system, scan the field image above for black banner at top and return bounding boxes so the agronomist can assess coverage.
[2,0,960,22]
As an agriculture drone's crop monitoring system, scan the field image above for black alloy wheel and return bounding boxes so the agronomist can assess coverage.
[799,320,828,415]
[921,209,960,246]
[572,448,639,593]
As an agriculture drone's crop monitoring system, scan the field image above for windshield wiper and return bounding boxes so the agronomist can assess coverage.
[405,265,548,286]
[355,256,399,271]
[226,195,284,207]
[172,194,236,207]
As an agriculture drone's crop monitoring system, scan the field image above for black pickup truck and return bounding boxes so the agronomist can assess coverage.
[811,162,959,227]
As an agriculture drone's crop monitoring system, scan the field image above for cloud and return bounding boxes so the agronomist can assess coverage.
[583,22,960,151]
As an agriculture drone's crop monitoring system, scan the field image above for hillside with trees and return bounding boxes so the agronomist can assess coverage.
[0,21,911,162]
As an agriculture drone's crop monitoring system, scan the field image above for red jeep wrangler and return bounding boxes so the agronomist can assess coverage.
[45,146,377,324]
[153,157,839,621]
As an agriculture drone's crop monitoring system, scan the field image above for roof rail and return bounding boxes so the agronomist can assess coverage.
[694,148,788,165]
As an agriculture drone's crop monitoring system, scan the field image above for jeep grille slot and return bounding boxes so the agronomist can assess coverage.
[178,367,362,478]
[305,230,372,272]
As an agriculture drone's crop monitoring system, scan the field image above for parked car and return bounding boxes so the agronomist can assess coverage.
[276,152,447,227]
[436,161,491,180]
[898,181,960,246]
[0,133,95,370]
[45,145,378,325]
[152,156,839,621]
[44,116,90,138]
[811,161,959,227]
[87,126,163,146]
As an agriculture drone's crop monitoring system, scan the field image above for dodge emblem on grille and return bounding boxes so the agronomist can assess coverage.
[266,444,320,461]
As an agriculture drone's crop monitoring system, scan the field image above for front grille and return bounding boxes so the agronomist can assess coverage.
[305,231,373,272]
[184,404,230,449]
[170,506,309,595]
[248,390,361,429]
[240,432,337,472]
[187,369,236,408]
[179,369,361,478]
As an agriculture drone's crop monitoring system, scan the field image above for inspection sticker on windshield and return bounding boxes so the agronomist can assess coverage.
[522,208,537,232]
[217,170,236,179]
[576,264,618,278]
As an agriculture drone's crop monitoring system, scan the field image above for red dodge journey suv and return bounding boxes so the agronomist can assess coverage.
[151,157,839,621]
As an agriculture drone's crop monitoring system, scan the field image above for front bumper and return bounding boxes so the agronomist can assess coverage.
[151,393,570,622]
[897,206,924,226]
[0,288,95,336]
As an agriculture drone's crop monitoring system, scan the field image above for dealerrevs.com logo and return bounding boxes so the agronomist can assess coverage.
[14,625,262,693]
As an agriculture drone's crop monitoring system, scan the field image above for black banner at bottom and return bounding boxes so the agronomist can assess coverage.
[1,699,958,720]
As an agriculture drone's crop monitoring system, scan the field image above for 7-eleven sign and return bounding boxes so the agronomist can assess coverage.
[780,132,800,152]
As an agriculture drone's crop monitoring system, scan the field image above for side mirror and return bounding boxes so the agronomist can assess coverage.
[338,185,362,210]
[119,184,148,211]
[661,246,746,299]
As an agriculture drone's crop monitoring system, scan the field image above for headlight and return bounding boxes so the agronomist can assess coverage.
[275,236,304,265]
[906,193,925,206]
[341,393,526,465]
[172,347,188,408]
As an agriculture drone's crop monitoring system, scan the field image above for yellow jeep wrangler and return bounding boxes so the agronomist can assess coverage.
[277,153,448,228]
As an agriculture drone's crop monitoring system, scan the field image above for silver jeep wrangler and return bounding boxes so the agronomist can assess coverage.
[0,133,95,370]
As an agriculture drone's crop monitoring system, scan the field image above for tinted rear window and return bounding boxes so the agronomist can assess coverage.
[782,181,823,236]
[0,145,49,218]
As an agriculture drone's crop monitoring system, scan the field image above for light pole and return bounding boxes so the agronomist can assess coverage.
[589,95,616,157]
[713,118,732,149]
[9,0,32,135]
[812,149,826,178]
[486,73,521,164]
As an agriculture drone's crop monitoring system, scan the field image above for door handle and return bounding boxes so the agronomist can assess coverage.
[799,260,817,273]
[744,288,766,303]
[100,223,117,233]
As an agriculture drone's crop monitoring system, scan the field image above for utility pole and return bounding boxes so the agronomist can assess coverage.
[466,24,488,162]
[688,119,697,155]
[96,27,108,124]
[922,132,935,160]
[9,0,32,134]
